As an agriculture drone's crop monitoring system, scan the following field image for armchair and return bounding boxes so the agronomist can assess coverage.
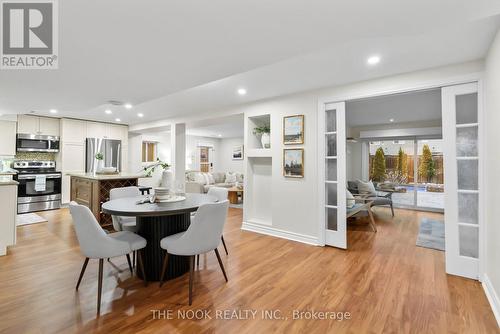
[347,181,394,216]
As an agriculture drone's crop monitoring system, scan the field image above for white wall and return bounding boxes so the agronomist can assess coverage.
[128,132,171,187]
[484,29,500,324]
[130,133,224,186]
[218,137,244,173]
[185,135,220,171]
[224,61,484,242]
[346,141,363,181]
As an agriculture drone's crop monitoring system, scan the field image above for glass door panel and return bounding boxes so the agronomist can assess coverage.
[442,83,480,279]
[320,102,346,248]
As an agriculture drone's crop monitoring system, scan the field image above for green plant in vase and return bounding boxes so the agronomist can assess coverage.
[95,152,104,172]
[143,158,170,177]
[253,125,271,149]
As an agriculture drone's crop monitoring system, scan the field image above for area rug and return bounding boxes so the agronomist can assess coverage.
[416,218,445,251]
[16,213,48,226]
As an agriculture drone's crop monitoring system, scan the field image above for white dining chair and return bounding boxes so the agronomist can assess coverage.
[110,186,141,233]
[193,187,229,263]
[69,201,147,314]
[159,200,229,305]
[110,186,141,269]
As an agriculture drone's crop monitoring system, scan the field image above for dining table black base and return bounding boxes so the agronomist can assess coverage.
[136,213,191,281]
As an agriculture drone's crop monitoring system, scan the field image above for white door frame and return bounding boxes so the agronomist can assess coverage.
[316,72,486,280]
[317,101,347,248]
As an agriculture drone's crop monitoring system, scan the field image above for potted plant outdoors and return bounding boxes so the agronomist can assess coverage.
[253,125,271,149]
[95,152,104,173]
[143,158,173,190]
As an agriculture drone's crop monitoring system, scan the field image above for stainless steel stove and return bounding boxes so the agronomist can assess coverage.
[13,161,61,214]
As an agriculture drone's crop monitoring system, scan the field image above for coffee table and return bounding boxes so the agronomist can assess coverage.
[227,187,244,204]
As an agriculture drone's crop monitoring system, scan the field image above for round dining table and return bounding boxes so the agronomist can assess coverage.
[101,193,217,281]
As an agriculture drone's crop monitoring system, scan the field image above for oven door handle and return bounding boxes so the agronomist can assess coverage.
[17,174,62,180]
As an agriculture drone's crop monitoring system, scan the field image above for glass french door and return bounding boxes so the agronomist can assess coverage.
[319,102,346,248]
[442,82,480,279]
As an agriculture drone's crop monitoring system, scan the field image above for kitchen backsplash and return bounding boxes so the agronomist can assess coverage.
[15,152,56,161]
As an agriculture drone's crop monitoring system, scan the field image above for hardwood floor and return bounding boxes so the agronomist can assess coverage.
[0,207,498,333]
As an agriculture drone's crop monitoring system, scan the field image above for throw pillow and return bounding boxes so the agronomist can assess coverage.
[235,172,244,183]
[193,173,207,185]
[225,172,237,183]
[346,189,356,209]
[356,180,376,196]
[206,173,215,185]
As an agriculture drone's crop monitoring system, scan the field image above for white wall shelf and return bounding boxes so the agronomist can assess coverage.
[246,148,272,158]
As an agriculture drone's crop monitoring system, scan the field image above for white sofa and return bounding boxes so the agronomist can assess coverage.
[185,171,243,193]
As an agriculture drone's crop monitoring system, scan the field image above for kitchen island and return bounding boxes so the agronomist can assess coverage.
[68,172,146,229]
[0,179,18,256]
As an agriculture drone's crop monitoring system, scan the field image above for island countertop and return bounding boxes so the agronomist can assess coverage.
[66,172,147,181]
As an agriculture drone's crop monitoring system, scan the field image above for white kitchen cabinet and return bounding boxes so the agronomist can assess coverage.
[39,117,60,136]
[86,122,107,139]
[61,175,71,204]
[121,145,128,172]
[61,143,85,171]
[0,121,17,156]
[17,115,60,136]
[17,115,39,134]
[60,142,85,204]
[61,118,86,144]
[106,124,128,141]
[0,183,17,256]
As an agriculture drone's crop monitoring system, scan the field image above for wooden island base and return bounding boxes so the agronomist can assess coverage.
[69,174,141,229]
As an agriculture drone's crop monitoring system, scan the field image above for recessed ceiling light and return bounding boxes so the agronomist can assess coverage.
[217,134,222,137]
[115,118,121,122]
[237,88,247,95]
[49,109,57,114]
[389,118,394,122]
[105,109,112,114]
[367,55,381,65]
[137,113,144,118]
[124,103,132,109]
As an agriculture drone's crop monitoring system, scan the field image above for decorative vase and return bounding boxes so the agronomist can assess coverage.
[161,168,174,192]
[96,159,104,173]
[261,132,270,149]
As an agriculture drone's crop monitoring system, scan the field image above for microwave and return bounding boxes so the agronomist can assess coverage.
[16,134,60,153]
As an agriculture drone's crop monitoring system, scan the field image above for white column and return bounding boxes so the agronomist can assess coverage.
[170,123,186,187]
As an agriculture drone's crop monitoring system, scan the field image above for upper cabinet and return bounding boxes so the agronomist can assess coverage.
[0,121,17,156]
[17,115,39,134]
[87,121,127,142]
[106,124,128,142]
[61,118,86,144]
[39,117,61,136]
[86,122,107,139]
[17,115,60,136]
[61,118,128,143]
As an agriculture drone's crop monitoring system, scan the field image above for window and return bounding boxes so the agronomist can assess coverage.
[368,139,444,211]
[142,142,157,162]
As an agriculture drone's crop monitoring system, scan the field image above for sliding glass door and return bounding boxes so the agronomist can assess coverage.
[416,140,444,209]
[368,139,444,211]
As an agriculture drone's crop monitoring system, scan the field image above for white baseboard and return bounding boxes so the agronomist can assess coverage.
[482,274,500,328]
[241,221,319,246]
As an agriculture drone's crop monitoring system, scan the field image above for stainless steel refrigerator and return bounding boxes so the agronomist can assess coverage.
[85,138,122,173]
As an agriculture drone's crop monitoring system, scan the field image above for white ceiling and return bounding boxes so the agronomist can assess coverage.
[346,89,442,127]
[186,114,244,138]
[1,1,500,125]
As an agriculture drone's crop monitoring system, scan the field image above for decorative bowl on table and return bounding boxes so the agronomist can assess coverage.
[96,167,118,174]
[154,187,186,203]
